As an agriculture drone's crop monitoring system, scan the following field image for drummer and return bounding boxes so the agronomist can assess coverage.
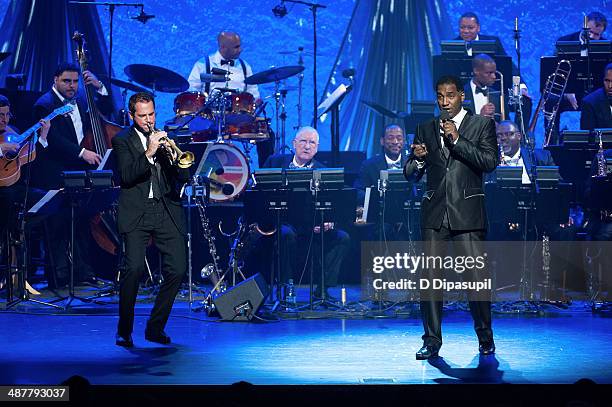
[188,31,260,101]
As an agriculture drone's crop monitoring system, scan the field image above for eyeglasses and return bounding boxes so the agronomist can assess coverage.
[296,139,317,147]
[496,131,519,139]
[0,112,11,119]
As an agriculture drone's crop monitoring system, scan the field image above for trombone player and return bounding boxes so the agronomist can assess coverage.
[464,54,532,126]
[112,92,189,347]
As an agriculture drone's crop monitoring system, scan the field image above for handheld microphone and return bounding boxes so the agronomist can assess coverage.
[439,110,454,142]
[512,76,521,98]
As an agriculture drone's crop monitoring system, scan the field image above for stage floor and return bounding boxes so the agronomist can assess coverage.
[1,286,611,386]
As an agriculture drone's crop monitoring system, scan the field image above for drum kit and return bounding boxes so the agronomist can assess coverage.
[109,61,305,201]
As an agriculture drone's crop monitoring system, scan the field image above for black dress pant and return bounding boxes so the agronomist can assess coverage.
[118,199,186,336]
[421,224,493,347]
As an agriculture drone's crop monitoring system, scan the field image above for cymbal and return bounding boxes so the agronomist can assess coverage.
[124,64,189,93]
[0,52,10,63]
[362,100,409,119]
[110,77,149,93]
[244,65,305,85]
[278,50,321,56]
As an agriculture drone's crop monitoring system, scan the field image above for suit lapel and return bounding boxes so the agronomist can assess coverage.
[521,146,532,171]
[128,127,145,154]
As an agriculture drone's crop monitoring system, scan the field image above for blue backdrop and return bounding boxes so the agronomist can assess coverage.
[0,0,610,160]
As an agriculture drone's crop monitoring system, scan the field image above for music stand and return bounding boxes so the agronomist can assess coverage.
[301,169,356,309]
[246,170,287,308]
[317,83,352,167]
[29,171,119,309]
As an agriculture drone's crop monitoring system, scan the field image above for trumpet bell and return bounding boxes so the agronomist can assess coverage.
[178,151,195,168]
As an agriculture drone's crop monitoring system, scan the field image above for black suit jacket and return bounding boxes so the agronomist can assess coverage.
[263,154,324,169]
[485,146,555,183]
[31,89,112,189]
[404,113,498,231]
[580,88,612,130]
[111,127,189,235]
[557,31,606,42]
[354,153,407,202]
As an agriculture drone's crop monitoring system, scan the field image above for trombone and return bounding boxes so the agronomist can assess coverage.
[528,59,572,147]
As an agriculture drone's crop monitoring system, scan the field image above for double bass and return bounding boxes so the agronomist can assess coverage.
[73,31,124,255]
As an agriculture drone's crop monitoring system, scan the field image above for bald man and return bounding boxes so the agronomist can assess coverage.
[187,31,260,99]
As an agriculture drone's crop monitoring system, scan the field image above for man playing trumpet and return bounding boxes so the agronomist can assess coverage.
[112,92,189,347]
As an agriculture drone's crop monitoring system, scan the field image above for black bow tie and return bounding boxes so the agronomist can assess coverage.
[475,86,488,96]
[220,59,235,66]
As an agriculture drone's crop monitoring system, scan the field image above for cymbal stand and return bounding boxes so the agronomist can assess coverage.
[274,81,291,154]
[297,47,304,129]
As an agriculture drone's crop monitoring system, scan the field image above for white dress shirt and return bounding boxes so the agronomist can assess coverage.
[415,108,466,169]
[135,127,156,198]
[466,34,480,56]
[187,51,260,99]
[470,79,489,116]
[385,154,402,169]
[51,84,108,157]
[502,149,531,184]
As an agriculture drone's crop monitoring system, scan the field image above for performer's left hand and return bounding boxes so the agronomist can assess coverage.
[83,70,103,90]
[38,119,50,143]
[441,120,459,142]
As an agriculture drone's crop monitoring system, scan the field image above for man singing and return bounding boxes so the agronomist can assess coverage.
[404,76,498,360]
[112,92,188,347]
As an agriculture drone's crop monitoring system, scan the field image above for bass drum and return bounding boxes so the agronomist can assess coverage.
[196,143,250,202]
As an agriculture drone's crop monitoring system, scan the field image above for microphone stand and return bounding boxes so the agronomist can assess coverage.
[282,0,327,129]
[513,17,527,138]
[69,1,145,115]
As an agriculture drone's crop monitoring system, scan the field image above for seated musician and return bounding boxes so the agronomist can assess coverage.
[0,94,50,294]
[580,63,612,130]
[31,62,111,289]
[353,124,412,240]
[464,54,532,125]
[495,120,555,183]
[556,12,608,130]
[261,126,350,300]
[187,30,272,166]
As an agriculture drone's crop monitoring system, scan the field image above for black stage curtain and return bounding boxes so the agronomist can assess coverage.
[0,0,120,114]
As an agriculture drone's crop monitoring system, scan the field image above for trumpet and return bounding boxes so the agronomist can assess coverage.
[147,124,195,168]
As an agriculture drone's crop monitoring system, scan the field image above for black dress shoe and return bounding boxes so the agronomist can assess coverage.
[115,333,134,348]
[145,329,171,344]
[479,341,496,355]
[416,344,440,360]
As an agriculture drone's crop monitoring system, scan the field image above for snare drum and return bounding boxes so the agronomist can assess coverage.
[196,143,250,202]
[174,91,207,116]
[226,117,270,141]
[225,91,256,126]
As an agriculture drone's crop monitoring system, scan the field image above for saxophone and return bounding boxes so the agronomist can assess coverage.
[592,131,607,179]
[195,196,225,294]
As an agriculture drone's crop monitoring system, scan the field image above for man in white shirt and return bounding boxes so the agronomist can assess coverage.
[496,120,555,185]
[187,31,275,165]
[187,31,260,99]
[31,62,112,288]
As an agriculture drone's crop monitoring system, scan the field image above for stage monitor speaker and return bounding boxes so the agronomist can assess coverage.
[213,273,268,321]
